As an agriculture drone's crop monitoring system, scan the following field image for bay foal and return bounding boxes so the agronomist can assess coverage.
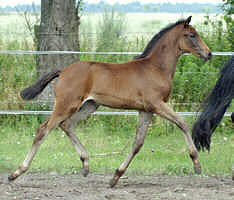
[9,16,212,187]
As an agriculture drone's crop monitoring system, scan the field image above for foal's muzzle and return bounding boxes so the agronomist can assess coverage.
[207,52,212,60]
[201,51,212,61]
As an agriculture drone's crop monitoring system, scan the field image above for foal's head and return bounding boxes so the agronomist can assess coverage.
[178,16,212,61]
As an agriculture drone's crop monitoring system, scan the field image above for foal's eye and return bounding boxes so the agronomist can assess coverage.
[189,34,196,38]
[184,33,196,38]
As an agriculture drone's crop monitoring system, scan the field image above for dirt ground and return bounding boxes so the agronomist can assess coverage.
[0,172,233,200]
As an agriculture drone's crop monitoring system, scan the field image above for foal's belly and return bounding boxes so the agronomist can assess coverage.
[86,93,144,110]
[84,93,151,112]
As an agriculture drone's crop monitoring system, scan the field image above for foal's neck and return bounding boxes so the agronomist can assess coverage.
[148,28,183,79]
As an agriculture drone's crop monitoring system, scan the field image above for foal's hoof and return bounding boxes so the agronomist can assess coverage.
[194,164,202,175]
[109,176,119,188]
[82,169,89,177]
[8,174,16,181]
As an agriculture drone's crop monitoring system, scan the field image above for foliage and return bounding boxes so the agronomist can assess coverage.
[95,9,127,62]
[221,0,234,50]
[76,0,85,16]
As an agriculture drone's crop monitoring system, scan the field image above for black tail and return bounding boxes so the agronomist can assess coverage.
[20,70,61,100]
[231,112,234,123]
[192,55,234,151]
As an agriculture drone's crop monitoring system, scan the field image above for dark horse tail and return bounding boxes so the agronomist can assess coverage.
[20,70,61,100]
[192,55,234,151]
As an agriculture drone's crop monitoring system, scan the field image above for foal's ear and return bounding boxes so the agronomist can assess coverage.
[184,16,192,27]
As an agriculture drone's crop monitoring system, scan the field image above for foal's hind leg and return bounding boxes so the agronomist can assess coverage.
[8,117,59,181]
[110,111,153,187]
[60,101,99,177]
[153,101,201,174]
[8,100,82,181]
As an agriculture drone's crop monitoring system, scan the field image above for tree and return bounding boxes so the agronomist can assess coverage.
[35,0,82,106]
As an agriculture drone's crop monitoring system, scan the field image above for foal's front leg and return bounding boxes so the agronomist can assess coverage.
[109,111,152,187]
[153,101,201,174]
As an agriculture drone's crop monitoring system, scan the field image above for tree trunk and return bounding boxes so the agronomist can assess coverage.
[36,0,80,107]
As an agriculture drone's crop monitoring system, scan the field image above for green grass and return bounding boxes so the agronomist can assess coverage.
[0,115,233,177]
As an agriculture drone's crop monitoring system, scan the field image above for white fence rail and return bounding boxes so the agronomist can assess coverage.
[0,50,233,56]
[0,110,232,116]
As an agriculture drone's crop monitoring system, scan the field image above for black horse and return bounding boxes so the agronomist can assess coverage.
[192,55,234,151]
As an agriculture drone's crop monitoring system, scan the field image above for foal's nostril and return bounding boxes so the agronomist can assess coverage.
[208,52,212,59]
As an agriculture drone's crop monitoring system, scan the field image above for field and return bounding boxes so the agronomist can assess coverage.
[0,12,233,199]
[81,12,217,32]
[0,12,218,35]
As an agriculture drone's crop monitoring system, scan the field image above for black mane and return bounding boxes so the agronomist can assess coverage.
[135,19,187,59]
